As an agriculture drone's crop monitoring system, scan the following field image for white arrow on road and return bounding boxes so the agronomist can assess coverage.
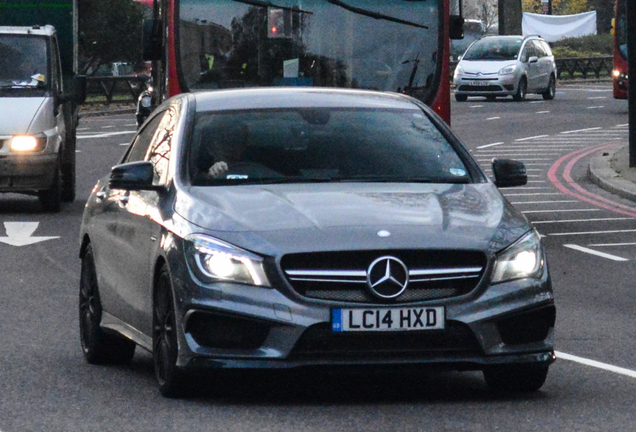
[0,222,59,246]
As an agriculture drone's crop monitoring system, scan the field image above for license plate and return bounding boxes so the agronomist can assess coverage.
[469,81,484,86]
[332,307,445,332]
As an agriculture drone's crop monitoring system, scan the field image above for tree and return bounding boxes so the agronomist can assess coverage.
[464,0,499,32]
[78,0,146,75]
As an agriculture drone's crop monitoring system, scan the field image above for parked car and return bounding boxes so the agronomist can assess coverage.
[79,87,556,397]
[453,35,557,101]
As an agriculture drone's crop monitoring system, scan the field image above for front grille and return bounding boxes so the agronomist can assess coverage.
[288,321,482,359]
[457,85,502,92]
[281,250,486,303]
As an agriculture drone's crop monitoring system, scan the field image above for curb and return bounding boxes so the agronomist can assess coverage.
[79,108,136,118]
[588,145,636,202]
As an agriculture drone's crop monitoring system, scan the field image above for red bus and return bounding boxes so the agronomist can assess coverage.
[613,0,627,99]
[141,0,462,124]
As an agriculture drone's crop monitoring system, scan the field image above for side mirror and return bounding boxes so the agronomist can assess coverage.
[528,56,539,64]
[492,158,527,188]
[109,161,162,191]
[449,15,465,40]
[73,75,87,104]
[142,18,163,61]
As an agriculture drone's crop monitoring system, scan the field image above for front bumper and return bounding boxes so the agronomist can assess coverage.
[172,262,556,372]
[0,153,58,192]
[454,75,519,97]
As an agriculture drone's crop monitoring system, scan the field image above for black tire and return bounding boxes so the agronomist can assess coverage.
[153,265,189,397]
[455,94,468,102]
[79,244,136,364]
[513,77,527,101]
[483,364,549,392]
[38,164,62,213]
[61,154,76,203]
[542,75,556,100]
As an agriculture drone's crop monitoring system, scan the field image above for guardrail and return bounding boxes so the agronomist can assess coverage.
[555,56,613,80]
[450,56,613,82]
[85,76,149,104]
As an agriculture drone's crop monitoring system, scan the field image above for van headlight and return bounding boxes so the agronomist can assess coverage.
[10,134,46,152]
[492,230,545,283]
[184,234,271,287]
[499,65,516,75]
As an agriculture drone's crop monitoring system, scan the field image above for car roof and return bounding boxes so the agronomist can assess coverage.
[192,88,422,112]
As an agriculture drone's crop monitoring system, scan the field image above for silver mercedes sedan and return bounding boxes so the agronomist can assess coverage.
[79,88,555,397]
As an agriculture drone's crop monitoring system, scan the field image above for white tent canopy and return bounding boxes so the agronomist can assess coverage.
[522,11,597,42]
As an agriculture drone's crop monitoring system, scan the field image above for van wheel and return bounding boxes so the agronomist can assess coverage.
[61,160,76,202]
[542,75,556,100]
[513,78,527,101]
[39,164,62,213]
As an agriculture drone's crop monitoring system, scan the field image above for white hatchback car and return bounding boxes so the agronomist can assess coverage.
[453,35,557,102]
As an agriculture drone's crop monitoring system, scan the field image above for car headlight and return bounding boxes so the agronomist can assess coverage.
[499,65,516,75]
[184,234,271,287]
[454,66,464,77]
[10,134,46,152]
[140,94,152,108]
[492,230,545,283]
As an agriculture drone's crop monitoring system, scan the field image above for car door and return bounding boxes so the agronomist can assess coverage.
[523,41,541,92]
[114,106,179,334]
[95,111,166,324]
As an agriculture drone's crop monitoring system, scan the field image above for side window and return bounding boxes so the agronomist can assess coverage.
[147,107,178,185]
[50,37,62,93]
[124,112,166,163]
[533,41,547,58]
[541,41,553,57]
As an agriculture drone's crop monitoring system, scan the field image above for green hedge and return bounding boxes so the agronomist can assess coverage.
[550,34,613,58]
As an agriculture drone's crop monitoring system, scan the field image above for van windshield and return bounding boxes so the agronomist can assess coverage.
[0,35,48,92]
[462,37,523,61]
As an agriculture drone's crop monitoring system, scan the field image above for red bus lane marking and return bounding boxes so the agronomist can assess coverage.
[548,144,636,218]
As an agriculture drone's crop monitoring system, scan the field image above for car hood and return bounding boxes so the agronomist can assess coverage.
[0,97,49,134]
[175,183,531,256]
[458,60,516,75]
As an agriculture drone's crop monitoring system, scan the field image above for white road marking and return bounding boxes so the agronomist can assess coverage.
[522,209,601,214]
[77,131,136,139]
[510,200,578,204]
[557,351,636,378]
[560,127,602,134]
[551,229,636,236]
[515,135,550,141]
[564,244,628,261]
[470,105,483,108]
[532,217,633,224]
[486,117,500,121]
[589,242,636,247]
[536,111,550,114]
[0,222,59,247]
[587,105,605,109]
[587,96,607,100]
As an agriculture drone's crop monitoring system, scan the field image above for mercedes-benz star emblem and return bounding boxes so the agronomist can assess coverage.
[366,256,409,299]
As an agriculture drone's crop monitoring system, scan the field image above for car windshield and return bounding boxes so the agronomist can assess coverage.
[462,37,522,61]
[0,35,48,89]
[189,107,470,186]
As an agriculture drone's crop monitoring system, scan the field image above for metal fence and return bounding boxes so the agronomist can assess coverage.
[450,56,613,82]
[86,56,614,104]
[85,76,149,104]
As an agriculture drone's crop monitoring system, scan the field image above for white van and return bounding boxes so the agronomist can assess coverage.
[0,25,84,211]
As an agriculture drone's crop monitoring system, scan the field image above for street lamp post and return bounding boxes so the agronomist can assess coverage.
[629,0,636,167]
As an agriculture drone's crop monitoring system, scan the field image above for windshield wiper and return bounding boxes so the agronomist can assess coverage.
[325,0,428,29]
[231,0,313,14]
